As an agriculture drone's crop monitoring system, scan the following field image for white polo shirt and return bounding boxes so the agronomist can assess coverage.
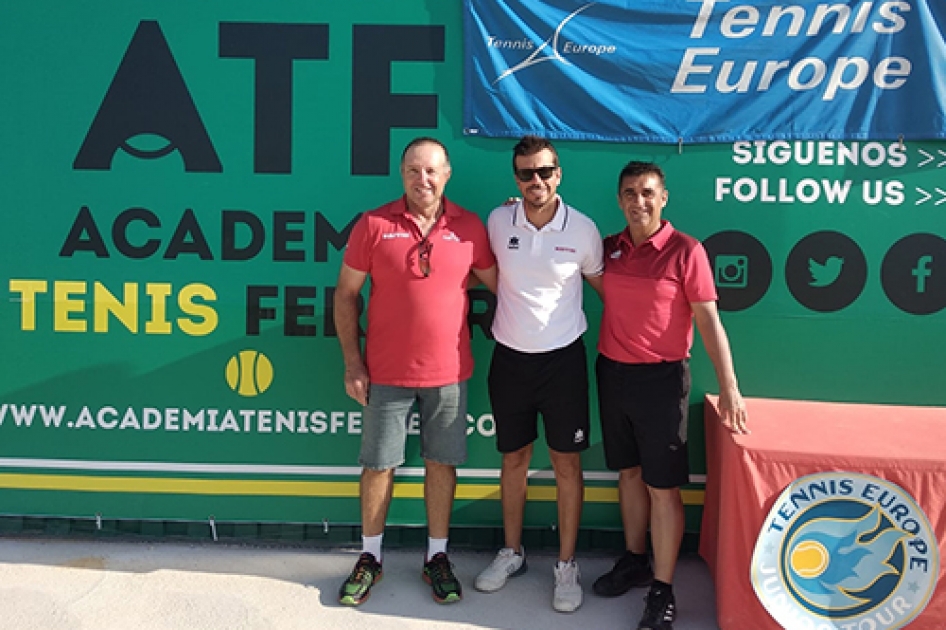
[488,196,604,353]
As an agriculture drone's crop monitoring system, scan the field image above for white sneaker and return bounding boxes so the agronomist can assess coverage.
[474,547,527,592]
[553,559,583,613]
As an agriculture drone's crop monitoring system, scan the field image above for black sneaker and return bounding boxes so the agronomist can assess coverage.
[338,552,383,606]
[422,552,463,604]
[637,586,676,629]
[592,551,654,597]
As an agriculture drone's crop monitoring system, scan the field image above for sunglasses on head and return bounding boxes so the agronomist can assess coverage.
[514,166,557,182]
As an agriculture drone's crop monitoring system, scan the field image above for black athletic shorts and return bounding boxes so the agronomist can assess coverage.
[596,354,690,489]
[488,337,591,454]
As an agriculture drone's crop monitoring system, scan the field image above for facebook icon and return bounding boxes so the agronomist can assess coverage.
[913,255,933,293]
[882,235,946,315]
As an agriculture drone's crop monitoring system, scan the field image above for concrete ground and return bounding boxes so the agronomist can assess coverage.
[0,538,720,629]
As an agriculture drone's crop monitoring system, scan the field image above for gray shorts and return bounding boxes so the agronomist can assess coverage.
[359,381,468,470]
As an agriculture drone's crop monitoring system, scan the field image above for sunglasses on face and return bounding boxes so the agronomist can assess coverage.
[514,166,557,182]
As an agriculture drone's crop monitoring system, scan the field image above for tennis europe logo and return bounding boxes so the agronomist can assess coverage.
[751,472,938,629]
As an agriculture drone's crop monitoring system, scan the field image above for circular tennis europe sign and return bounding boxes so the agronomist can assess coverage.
[751,472,939,629]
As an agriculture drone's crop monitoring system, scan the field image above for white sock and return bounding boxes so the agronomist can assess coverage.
[362,534,383,562]
[427,537,448,561]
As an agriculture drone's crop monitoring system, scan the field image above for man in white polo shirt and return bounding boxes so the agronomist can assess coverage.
[474,135,604,613]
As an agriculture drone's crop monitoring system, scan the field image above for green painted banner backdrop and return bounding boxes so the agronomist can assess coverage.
[1,1,944,533]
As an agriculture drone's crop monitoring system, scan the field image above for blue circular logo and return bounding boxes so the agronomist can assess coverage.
[751,472,938,629]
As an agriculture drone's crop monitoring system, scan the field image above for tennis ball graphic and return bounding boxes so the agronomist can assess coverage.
[225,350,274,396]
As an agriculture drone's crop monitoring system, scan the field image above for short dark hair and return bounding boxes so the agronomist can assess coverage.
[512,135,559,171]
[401,137,450,166]
[617,161,666,192]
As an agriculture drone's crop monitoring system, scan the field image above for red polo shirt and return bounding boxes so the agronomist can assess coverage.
[598,221,717,364]
[343,196,495,387]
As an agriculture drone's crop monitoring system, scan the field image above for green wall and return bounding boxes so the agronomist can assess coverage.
[1,1,944,532]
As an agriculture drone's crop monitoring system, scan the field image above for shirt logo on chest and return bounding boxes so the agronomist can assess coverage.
[507,236,520,250]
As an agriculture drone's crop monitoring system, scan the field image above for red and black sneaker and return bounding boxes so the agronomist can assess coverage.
[422,552,463,604]
[338,552,383,606]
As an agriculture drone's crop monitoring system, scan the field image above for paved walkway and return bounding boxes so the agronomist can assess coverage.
[0,538,720,629]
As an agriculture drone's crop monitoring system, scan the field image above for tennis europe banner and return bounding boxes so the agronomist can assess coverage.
[463,0,946,144]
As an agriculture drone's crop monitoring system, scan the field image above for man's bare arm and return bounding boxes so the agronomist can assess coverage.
[692,301,749,434]
[334,263,370,406]
[471,264,498,294]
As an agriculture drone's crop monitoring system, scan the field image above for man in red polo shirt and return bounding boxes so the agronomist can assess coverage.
[592,161,748,630]
[334,137,497,607]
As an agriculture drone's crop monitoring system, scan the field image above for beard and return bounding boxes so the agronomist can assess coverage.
[523,188,553,212]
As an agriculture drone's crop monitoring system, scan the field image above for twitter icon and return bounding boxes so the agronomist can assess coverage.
[808,256,844,287]
[787,231,867,312]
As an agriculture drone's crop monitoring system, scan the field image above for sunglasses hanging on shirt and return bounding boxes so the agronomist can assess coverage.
[418,237,433,278]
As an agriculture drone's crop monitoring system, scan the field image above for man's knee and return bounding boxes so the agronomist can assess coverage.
[647,485,683,506]
[549,450,582,480]
[361,466,395,489]
[502,444,533,471]
[424,459,456,473]
[618,466,643,482]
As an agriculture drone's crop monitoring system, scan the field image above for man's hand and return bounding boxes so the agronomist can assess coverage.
[718,387,749,434]
[344,361,370,407]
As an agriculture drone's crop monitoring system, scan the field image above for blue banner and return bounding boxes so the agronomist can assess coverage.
[464,0,946,143]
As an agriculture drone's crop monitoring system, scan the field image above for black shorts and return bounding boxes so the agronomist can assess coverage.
[596,355,690,489]
[488,337,591,454]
